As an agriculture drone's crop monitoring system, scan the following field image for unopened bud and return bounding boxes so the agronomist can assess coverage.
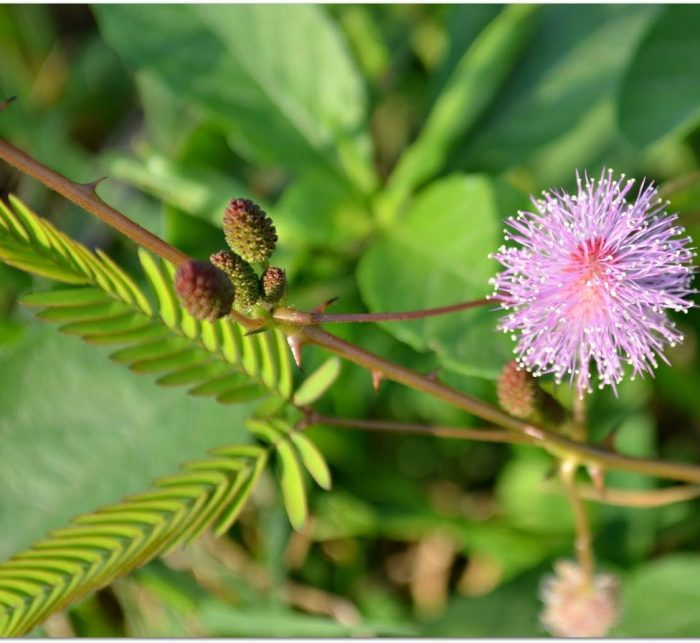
[497,361,537,419]
[260,266,286,304]
[540,560,620,637]
[174,260,234,321]
[210,250,260,311]
[223,198,277,263]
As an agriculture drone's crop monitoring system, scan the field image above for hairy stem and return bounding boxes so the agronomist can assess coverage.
[0,135,190,266]
[306,412,531,445]
[273,298,491,325]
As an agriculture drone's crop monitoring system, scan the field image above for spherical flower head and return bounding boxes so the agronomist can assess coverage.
[490,169,696,397]
[174,260,234,321]
[223,198,277,263]
[540,560,620,637]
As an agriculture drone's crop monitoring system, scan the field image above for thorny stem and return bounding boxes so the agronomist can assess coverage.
[305,412,531,445]
[272,298,491,325]
[560,460,594,585]
[5,123,700,486]
[298,325,700,485]
[0,130,190,267]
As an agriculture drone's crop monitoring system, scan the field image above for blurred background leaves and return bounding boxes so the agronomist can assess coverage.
[1,4,700,636]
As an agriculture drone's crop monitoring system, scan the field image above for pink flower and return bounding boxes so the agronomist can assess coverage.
[490,169,696,396]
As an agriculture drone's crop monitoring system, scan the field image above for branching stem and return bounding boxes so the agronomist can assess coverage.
[5,129,700,487]
[272,298,491,325]
[560,460,594,584]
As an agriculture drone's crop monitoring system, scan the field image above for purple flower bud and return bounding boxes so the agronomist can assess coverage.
[174,260,234,320]
[260,266,286,304]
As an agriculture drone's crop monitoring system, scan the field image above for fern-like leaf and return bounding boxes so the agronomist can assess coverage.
[0,196,293,404]
[0,445,268,637]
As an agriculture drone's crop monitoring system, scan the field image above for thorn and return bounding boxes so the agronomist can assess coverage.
[244,325,269,337]
[587,464,606,497]
[286,335,304,370]
[312,296,339,314]
[80,176,108,193]
[425,369,440,382]
[0,96,17,112]
[371,369,383,392]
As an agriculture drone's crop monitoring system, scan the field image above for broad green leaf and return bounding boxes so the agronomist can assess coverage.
[292,357,342,406]
[453,5,658,185]
[275,170,373,250]
[358,174,527,379]
[94,5,376,192]
[615,555,700,636]
[379,4,537,217]
[0,328,252,560]
[619,6,700,146]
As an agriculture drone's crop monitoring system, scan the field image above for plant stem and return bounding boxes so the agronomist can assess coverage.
[545,481,700,508]
[560,460,594,584]
[306,412,531,445]
[299,325,700,485]
[6,131,700,488]
[0,136,190,266]
[272,298,491,325]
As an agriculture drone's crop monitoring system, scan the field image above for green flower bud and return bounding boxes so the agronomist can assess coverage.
[174,260,234,321]
[223,198,277,263]
[260,266,286,304]
[210,249,260,311]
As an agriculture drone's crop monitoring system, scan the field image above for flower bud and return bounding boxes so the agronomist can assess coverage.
[497,361,537,419]
[540,560,620,637]
[260,266,286,304]
[210,249,260,311]
[223,198,277,263]
[174,260,234,321]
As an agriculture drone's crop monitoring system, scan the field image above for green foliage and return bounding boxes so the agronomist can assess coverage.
[0,443,268,637]
[3,3,700,637]
[93,4,376,193]
[359,174,526,379]
[0,196,293,404]
[619,6,700,146]
[615,555,700,636]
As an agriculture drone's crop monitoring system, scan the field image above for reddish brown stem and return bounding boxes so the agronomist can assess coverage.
[307,412,531,445]
[0,136,190,266]
[274,298,491,325]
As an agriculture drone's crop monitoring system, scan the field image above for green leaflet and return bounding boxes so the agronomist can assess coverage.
[247,418,334,530]
[0,196,293,404]
[292,356,341,406]
[0,444,268,637]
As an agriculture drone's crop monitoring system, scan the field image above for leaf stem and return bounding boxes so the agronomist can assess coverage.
[272,298,491,325]
[306,412,531,445]
[0,135,190,267]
